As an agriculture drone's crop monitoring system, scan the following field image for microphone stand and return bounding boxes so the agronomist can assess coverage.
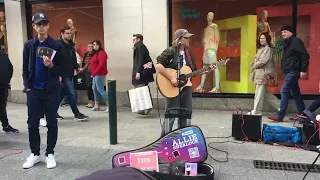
[177,43,182,106]
[164,43,191,136]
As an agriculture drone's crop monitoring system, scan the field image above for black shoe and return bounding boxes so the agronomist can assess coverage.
[60,103,69,107]
[3,125,19,134]
[74,113,88,121]
[56,115,64,120]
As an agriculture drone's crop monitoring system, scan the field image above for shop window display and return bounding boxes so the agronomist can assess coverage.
[31,0,103,58]
[0,4,7,53]
[171,0,320,94]
[294,0,320,95]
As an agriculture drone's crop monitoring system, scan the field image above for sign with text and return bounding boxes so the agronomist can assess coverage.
[179,8,200,19]
[130,151,159,172]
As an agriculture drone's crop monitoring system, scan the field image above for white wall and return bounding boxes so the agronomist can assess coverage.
[4,0,28,90]
[103,0,168,96]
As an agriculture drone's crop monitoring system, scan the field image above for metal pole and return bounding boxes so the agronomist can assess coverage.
[108,80,117,145]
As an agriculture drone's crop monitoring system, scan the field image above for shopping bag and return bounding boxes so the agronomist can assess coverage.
[128,86,153,113]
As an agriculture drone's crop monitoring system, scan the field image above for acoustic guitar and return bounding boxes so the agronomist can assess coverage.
[156,58,229,98]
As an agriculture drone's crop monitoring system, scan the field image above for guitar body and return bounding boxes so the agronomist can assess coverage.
[156,66,193,98]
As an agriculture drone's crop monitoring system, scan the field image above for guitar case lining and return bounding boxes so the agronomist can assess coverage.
[112,125,215,179]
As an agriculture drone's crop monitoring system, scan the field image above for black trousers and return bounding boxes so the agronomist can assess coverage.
[161,86,192,137]
[85,72,94,101]
[308,96,320,113]
[27,88,60,156]
[0,87,9,128]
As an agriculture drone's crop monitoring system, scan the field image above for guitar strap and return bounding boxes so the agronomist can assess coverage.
[185,50,194,71]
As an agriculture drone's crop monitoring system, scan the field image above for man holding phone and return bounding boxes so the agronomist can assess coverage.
[22,12,64,169]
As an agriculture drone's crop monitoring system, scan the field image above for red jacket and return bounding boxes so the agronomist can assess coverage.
[91,50,108,77]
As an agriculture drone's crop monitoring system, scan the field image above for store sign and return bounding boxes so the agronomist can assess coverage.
[179,8,200,19]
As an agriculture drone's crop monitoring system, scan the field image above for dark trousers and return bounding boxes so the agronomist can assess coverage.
[161,86,192,137]
[87,86,94,101]
[278,71,305,119]
[85,73,94,101]
[0,87,9,128]
[308,96,320,113]
[59,77,80,116]
[27,88,60,156]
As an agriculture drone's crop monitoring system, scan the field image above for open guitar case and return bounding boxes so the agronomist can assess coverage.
[112,125,215,180]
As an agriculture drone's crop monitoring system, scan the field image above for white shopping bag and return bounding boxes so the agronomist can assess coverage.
[128,86,153,113]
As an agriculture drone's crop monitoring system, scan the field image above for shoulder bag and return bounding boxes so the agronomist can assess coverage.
[263,74,278,87]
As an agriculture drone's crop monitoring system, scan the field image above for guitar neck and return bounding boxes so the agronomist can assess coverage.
[185,65,212,79]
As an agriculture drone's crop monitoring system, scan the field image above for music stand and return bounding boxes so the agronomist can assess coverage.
[299,110,320,180]
[302,145,320,180]
[163,43,191,135]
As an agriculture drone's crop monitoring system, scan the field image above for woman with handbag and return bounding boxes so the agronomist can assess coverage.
[79,43,94,108]
[91,40,109,112]
[248,32,280,115]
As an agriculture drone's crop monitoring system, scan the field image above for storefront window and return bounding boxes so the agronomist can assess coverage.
[0,3,7,54]
[31,0,103,59]
[171,0,295,94]
[296,0,320,95]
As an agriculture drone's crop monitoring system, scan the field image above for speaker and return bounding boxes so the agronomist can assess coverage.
[303,124,320,145]
[232,114,262,141]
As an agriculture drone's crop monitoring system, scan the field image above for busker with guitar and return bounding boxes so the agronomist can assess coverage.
[156,29,222,137]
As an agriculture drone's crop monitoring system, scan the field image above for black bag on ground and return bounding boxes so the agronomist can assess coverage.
[76,167,156,180]
[112,126,215,180]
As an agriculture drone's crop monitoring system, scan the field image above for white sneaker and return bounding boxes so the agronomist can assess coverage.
[23,153,40,169]
[247,110,262,115]
[45,154,56,169]
[40,118,47,127]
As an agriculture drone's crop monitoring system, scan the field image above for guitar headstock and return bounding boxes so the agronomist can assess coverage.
[216,58,230,67]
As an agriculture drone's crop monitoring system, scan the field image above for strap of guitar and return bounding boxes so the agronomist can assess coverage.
[185,50,194,71]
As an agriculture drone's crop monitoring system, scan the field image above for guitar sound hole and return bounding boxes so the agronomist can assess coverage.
[179,74,187,81]
[177,74,187,88]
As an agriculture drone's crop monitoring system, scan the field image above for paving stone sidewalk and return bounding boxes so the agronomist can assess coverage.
[0,103,319,180]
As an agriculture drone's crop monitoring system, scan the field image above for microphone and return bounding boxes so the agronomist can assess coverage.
[178,42,182,47]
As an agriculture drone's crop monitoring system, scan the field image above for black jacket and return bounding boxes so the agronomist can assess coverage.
[23,35,64,92]
[57,37,78,78]
[0,49,13,88]
[132,42,154,86]
[156,46,197,71]
[281,36,309,74]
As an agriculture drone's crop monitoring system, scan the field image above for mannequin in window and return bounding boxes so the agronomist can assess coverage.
[0,11,5,27]
[195,12,220,93]
[257,10,271,41]
[67,19,77,43]
[0,25,7,53]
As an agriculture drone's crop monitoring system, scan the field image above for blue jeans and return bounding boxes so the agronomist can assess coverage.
[278,71,305,119]
[61,76,78,105]
[27,88,60,156]
[92,76,108,104]
[61,92,78,105]
[59,77,80,115]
